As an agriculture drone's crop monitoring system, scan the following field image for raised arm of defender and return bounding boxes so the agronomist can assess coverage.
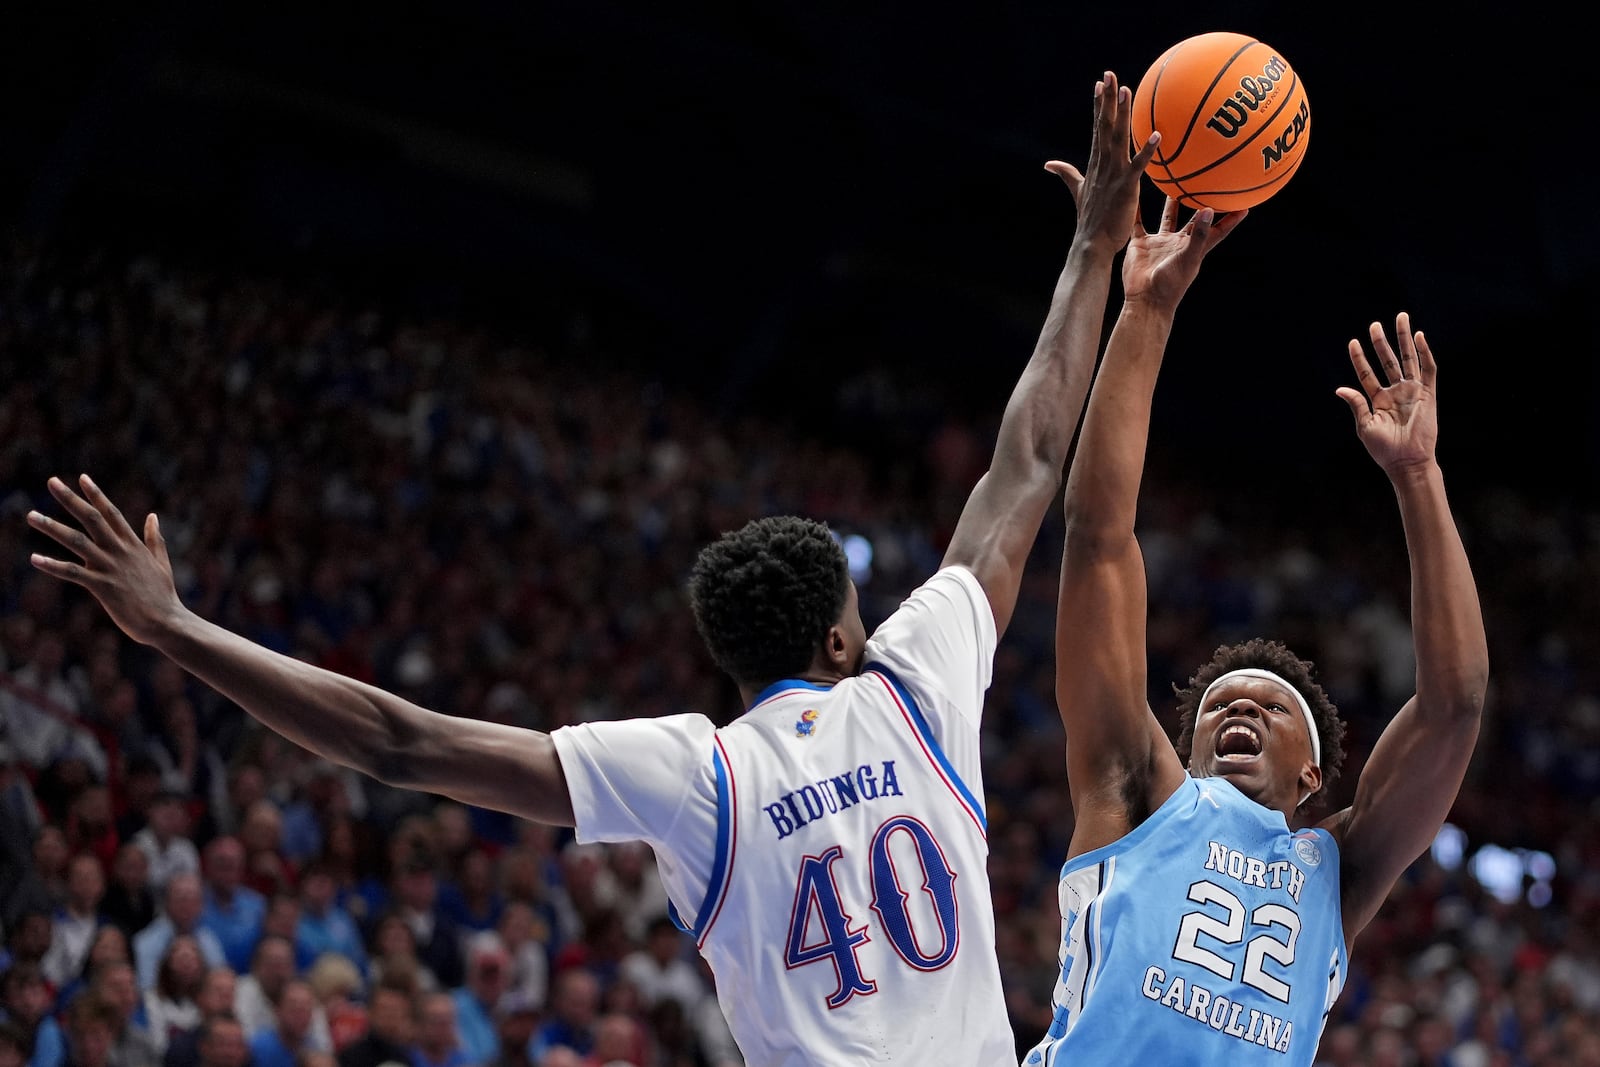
[28,475,577,827]
[1055,198,1245,857]
[1319,314,1489,940]
[941,72,1157,637]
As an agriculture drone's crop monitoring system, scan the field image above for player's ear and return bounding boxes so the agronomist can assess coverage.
[824,624,850,671]
[1299,760,1323,803]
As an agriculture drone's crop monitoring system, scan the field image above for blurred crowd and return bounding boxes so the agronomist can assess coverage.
[2,242,1598,1067]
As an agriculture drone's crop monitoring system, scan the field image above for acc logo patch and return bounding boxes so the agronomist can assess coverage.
[1293,836,1322,867]
[795,709,820,738]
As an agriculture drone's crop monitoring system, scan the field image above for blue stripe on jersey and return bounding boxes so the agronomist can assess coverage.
[866,664,986,831]
[747,677,834,707]
[680,745,734,942]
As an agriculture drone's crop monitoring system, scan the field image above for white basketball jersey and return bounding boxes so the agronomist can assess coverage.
[552,567,1013,1067]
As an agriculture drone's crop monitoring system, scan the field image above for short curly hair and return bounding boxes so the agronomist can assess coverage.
[687,516,850,689]
[1172,638,1348,804]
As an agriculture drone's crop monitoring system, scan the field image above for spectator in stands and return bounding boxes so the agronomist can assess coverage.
[408,995,470,1067]
[130,798,198,899]
[2,915,53,984]
[303,956,364,1053]
[231,939,320,1049]
[159,967,236,1067]
[141,938,205,1056]
[365,919,434,999]
[189,1018,246,1067]
[482,995,536,1067]
[387,864,459,992]
[29,830,71,912]
[448,935,509,1067]
[615,918,700,1020]
[101,849,155,943]
[244,982,322,1067]
[527,972,597,1064]
[113,759,165,843]
[62,995,117,1067]
[0,1019,29,1067]
[87,960,156,1067]
[43,856,106,988]
[335,985,410,1067]
[62,790,118,879]
[293,866,363,977]
[236,806,293,905]
[0,962,65,1067]
[583,1014,645,1067]
[436,853,498,937]
[54,928,131,1019]
[601,847,665,948]
[199,841,264,978]
[133,877,225,992]
[490,906,544,1020]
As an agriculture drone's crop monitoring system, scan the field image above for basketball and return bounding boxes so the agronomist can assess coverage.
[1131,31,1310,211]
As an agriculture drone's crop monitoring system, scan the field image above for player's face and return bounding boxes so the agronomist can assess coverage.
[1189,675,1319,811]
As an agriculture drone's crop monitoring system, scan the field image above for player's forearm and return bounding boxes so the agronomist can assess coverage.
[1391,460,1489,720]
[989,241,1118,481]
[1062,299,1175,546]
[150,608,429,783]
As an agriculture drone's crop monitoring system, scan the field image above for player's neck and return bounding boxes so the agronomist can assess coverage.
[737,663,850,709]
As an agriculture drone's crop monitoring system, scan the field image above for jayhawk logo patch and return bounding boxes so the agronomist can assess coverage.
[796,709,820,737]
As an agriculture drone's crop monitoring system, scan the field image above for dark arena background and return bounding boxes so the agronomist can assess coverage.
[3,4,1597,1065]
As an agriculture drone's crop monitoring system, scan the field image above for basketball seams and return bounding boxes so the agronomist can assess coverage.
[1167,38,1263,165]
[1169,73,1306,183]
[1180,147,1306,206]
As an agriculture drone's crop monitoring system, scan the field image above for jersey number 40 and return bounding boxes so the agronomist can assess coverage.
[785,815,961,1008]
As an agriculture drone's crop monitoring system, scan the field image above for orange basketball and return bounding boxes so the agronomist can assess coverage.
[1131,31,1310,211]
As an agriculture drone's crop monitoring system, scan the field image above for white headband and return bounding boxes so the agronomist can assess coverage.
[1199,668,1321,767]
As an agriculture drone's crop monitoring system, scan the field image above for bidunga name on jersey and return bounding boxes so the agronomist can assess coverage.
[1023,776,1345,1067]
[676,672,1013,1067]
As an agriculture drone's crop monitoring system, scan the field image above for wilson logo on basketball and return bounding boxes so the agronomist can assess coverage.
[1261,99,1310,171]
[1204,55,1289,139]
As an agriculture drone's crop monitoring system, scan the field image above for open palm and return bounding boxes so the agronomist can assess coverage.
[1121,196,1247,308]
[1336,312,1439,473]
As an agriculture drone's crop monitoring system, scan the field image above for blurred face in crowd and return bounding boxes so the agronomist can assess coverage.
[11,914,52,961]
[68,1013,114,1067]
[551,970,599,1029]
[165,936,206,991]
[396,867,437,912]
[87,927,130,970]
[253,938,295,998]
[0,1031,24,1067]
[265,895,301,939]
[150,796,189,840]
[466,944,510,1005]
[373,918,415,961]
[198,1019,248,1067]
[167,873,205,930]
[113,843,150,889]
[417,994,456,1055]
[205,838,246,895]
[300,870,336,916]
[197,967,237,1018]
[591,1014,641,1063]
[2,970,50,1024]
[68,854,107,913]
[367,987,414,1046]
[277,982,315,1042]
[94,962,139,1022]
[241,801,283,854]
[33,826,68,878]
[459,850,493,898]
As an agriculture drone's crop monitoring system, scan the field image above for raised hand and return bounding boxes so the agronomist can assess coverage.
[1044,71,1161,257]
[28,475,186,647]
[1335,312,1439,475]
[1120,196,1247,310]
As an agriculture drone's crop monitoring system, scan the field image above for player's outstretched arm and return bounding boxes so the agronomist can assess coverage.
[1319,315,1488,940]
[28,475,576,827]
[940,71,1156,637]
[1057,196,1245,856]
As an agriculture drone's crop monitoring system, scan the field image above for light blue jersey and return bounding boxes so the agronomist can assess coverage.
[1023,776,1345,1067]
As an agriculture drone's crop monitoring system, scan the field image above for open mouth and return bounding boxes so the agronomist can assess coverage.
[1216,722,1263,763]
